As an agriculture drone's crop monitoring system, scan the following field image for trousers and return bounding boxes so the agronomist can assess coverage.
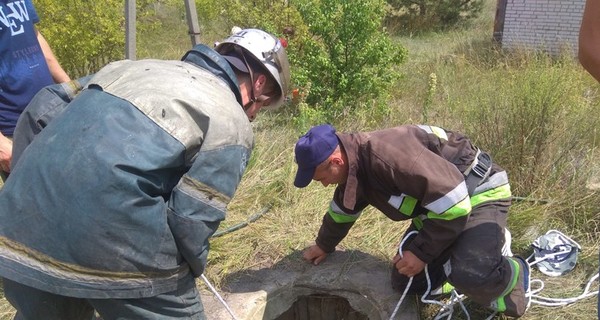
[391,201,515,307]
[3,277,206,320]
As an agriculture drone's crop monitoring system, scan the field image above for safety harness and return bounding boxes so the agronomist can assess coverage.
[463,149,492,196]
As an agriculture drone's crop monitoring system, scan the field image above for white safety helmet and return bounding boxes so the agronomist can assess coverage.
[531,230,581,277]
[215,28,291,110]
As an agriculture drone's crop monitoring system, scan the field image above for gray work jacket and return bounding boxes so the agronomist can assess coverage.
[0,45,252,298]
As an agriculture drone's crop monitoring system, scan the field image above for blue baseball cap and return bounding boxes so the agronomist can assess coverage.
[294,124,339,188]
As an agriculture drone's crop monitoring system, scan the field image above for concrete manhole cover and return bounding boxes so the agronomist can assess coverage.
[201,250,419,320]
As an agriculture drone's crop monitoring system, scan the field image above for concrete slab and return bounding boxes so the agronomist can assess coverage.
[201,249,420,320]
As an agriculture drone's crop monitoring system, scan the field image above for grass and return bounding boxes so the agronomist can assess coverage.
[2,0,599,319]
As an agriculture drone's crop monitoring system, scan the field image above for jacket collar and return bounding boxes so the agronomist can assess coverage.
[337,133,360,210]
[181,44,243,106]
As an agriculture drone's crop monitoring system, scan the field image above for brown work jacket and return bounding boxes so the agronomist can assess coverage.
[315,125,510,263]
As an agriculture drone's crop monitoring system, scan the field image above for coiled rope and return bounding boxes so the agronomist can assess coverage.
[526,247,599,307]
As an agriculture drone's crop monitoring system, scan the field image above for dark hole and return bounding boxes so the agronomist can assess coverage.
[274,294,369,320]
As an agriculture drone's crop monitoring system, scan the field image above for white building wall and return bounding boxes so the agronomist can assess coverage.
[501,0,585,55]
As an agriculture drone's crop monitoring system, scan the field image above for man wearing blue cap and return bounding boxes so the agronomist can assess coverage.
[293,124,531,318]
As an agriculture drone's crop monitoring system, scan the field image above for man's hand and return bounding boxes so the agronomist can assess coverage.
[0,134,12,173]
[303,244,328,265]
[392,250,426,277]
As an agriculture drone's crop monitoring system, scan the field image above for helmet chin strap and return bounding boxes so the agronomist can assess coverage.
[243,95,256,111]
[238,47,258,111]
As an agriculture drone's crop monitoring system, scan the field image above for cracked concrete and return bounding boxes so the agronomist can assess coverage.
[200,249,419,320]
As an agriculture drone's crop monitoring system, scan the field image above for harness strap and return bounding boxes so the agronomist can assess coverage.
[463,149,492,196]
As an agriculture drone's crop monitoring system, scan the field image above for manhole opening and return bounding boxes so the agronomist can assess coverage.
[274,293,369,320]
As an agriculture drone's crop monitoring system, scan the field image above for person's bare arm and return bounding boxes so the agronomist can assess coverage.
[0,133,12,173]
[579,0,600,82]
[36,28,70,83]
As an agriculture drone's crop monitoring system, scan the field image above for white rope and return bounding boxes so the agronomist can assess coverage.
[389,230,419,320]
[200,273,240,320]
[529,272,599,307]
[525,249,599,307]
[389,230,472,320]
[431,288,465,320]
[389,275,413,320]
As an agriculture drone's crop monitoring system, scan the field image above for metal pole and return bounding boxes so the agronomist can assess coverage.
[125,0,136,60]
[183,0,201,46]
[493,0,508,44]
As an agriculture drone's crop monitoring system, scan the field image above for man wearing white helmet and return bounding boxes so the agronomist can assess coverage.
[0,28,290,319]
[215,28,291,121]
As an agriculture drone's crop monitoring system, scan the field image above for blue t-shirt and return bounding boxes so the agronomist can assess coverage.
[0,0,54,136]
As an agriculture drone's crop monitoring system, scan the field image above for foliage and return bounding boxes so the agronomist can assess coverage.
[385,0,484,34]
[292,0,407,117]
[211,0,407,127]
[293,102,328,134]
[207,0,308,45]
[149,0,226,44]
[43,0,406,123]
[36,0,156,78]
[422,72,437,122]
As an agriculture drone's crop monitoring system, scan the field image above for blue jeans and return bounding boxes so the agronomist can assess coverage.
[3,277,205,320]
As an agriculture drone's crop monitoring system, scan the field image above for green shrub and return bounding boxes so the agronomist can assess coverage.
[212,0,407,127]
[293,0,407,116]
[36,0,157,77]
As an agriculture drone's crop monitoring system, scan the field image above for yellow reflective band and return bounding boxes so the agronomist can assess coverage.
[427,197,471,221]
[430,126,448,140]
[399,196,418,216]
[328,207,359,223]
[471,184,512,207]
[418,125,448,140]
[506,258,521,295]
[494,258,521,312]
[0,236,180,282]
[495,295,507,312]
[413,217,424,230]
[441,282,455,294]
